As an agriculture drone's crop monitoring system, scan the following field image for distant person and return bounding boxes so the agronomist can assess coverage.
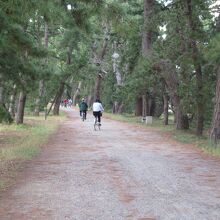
[92,99,104,125]
[68,99,72,107]
[64,99,68,108]
[79,98,88,119]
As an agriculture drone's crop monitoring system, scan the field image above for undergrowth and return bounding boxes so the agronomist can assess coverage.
[0,115,65,191]
[104,113,220,157]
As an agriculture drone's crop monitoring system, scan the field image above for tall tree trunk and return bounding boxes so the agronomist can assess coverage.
[87,86,94,108]
[112,41,124,113]
[195,66,204,136]
[87,94,93,108]
[185,0,204,136]
[16,91,26,124]
[142,0,154,57]
[0,73,12,123]
[53,82,65,115]
[173,96,181,129]
[94,74,102,100]
[210,66,220,140]
[113,101,118,114]
[137,0,154,117]
[172,95,189,130]
[113,42,123,86]
[149,97,158,116]
[53,46,73,115]
[159,60,189,129]
[93,25,109,101]
[72,81,82,106]
[0,83,5,123]
[0,82,4,106]
[142,94,147,118]
[163,92,169,125]
[9,84,16,118]
[162,80,169,125]
[118,103,124,114]
[135,97,142,116]
[34,21,48,116]
[34,80,45,116]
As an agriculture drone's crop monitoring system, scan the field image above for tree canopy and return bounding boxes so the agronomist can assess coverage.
[1,0,220,137]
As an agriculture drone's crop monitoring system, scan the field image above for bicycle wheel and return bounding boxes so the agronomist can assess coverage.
[94,118,96,130]
[94,117,99,131]
[82,111,86,121]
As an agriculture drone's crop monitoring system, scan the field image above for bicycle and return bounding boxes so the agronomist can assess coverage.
[82,111,86,121]
[94,116,101,131]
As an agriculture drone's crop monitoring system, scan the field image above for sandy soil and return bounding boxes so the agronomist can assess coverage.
[0,108,220,220]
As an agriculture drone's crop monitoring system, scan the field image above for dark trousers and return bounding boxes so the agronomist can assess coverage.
[93,111,101,123]
[80,110,87,119]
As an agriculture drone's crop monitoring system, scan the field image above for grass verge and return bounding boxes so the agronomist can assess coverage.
[0,114,65,192]
[104,113,220,157]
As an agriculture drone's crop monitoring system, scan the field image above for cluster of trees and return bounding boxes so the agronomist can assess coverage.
[0,0,99,122]
[1,0,220,138]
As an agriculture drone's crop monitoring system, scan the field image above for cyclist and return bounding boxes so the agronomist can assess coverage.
[79,98,88,120]
[93,99,104,125]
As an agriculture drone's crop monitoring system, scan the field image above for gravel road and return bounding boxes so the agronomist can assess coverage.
[1,109,220,220]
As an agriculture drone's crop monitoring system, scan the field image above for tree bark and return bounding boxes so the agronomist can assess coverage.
[16,91,26,124]
[0,84,4,106]
[158,60,189,129]
[185,0,204,136]
[0,73,13,123]
[34,80,45,116]
[137,0,154,117]
[118,103,124,114]
[87,94,93,108]
[94,74,102,100]
[142,0,154,57]
[53,81,65,115]
[163,92,169,125]
[172,94,189,130]
[9,84,16,118]
[135,97,142,116]
[72,81,82,106]
[87,86,94,108]
[0,73,4,105]
[113,42,123,86]
[93,25,109,101]
[149,97,157,116]
[210,66,220,139]
[142,94,147,118]
[113,101,119,114]
[34,21,48,116]
[53,45,73,115]
[112,41,124,113]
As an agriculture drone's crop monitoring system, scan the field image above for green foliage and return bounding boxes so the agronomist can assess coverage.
[0,0,219,134]
[0,106,13,124]
[205,33,220,63]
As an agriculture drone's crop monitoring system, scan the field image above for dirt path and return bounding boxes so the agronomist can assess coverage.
[1,109,220,220]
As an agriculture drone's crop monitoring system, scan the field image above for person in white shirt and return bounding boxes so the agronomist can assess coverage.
[92,99,104,125]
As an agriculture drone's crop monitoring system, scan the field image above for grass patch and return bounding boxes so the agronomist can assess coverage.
[0,114,65,191]
[172,130,203,144]
[104,113,140,124]
[104,112,175,132]
[198,141,220,156]
[104,112,220,157]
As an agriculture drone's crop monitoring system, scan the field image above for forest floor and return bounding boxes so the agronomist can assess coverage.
[0,108,220,219]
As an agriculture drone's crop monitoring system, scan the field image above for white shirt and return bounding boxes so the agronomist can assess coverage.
[93,102,104,112]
